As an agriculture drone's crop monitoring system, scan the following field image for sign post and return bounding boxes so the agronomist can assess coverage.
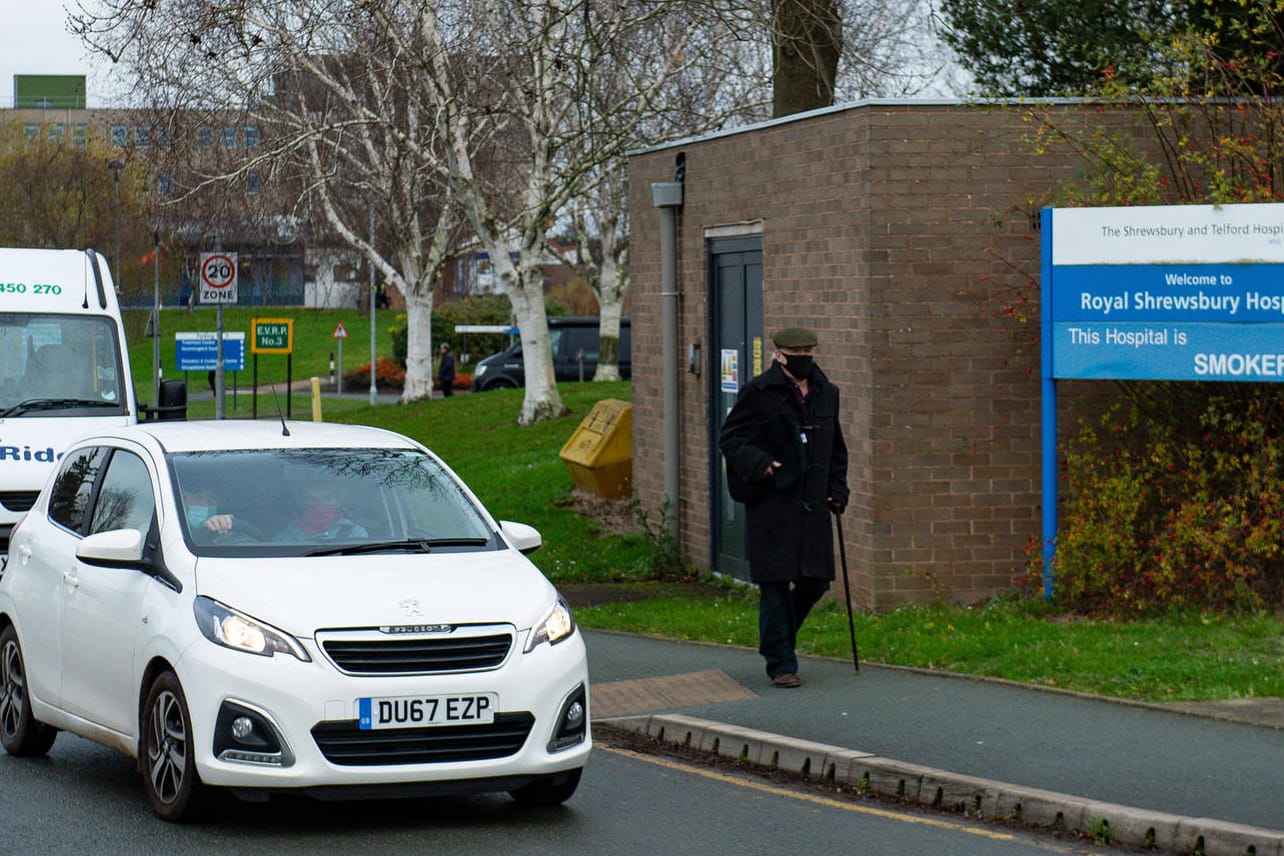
[251,318,295,419]
[199,251,238,419]
[333,321,348,394]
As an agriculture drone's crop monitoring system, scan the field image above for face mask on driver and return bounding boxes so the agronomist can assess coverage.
[186,506,212,528]
[782,353,813,379]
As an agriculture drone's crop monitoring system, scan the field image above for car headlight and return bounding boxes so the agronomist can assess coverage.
[194,596,311,661]
[475,363,488,378]
[524,596,575,652]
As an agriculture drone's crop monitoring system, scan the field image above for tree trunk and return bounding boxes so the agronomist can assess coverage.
[594,250,626,382]
[401,289,435,403]
[507,261,566,425]
[771,0,842,118]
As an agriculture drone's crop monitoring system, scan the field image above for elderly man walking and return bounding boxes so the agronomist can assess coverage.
[719,327,849,688]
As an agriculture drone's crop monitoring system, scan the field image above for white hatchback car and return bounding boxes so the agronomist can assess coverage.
[0,420,589,821]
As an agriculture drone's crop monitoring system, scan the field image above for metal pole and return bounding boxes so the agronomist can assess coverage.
[108,159,123,290]
[215,305,225,420]
[652,180,684,543]
[152,230,160,409]
[368,189,377,406]
[213,233,225,420]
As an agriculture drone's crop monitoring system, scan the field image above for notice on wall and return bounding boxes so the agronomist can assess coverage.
[720,349,739,392]
[1045,203,1284,382]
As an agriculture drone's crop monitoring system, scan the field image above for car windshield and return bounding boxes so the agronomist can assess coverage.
[0,313,127,416]
[171,447,497,557]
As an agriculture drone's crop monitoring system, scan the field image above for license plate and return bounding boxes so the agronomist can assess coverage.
[357,693,498,730]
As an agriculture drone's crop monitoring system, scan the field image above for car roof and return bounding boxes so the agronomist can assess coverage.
[84,419,423,455]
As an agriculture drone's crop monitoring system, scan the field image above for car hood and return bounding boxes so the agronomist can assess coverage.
[192,551,559,636]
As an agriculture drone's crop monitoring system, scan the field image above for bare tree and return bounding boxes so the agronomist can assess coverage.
[556,2,768,381]
[415,0,761,423]
[72,1,468,401]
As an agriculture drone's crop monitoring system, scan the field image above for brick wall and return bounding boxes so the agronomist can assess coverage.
[628,101,1115,609]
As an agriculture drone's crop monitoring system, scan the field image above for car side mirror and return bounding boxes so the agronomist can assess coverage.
[499,520,542,555]
[77,528,145,565]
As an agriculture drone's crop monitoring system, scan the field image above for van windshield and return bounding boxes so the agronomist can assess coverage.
[0,313,127,417]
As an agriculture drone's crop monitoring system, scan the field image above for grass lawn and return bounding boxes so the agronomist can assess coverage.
[121,308,1284,704]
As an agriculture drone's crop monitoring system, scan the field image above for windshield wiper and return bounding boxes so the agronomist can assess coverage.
[305,537,491,557]
[0,398,120,417]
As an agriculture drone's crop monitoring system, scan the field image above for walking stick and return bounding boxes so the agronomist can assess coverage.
[834,509,859,672]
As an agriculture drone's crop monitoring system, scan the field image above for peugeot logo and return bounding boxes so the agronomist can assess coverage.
[398,598,423,616]
[379,624,454,634]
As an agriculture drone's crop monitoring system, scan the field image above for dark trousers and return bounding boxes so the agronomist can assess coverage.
[757,577,830,678]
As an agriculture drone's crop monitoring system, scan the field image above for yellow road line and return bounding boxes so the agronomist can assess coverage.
[599,745,1017,842]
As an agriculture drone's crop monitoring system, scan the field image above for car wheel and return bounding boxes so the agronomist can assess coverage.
[0,625,57,757]
[141,671,212,822]
[508,767,582,806]
[482,378,518,391]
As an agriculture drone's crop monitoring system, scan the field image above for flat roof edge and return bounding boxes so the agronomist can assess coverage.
[626,96,1098,157]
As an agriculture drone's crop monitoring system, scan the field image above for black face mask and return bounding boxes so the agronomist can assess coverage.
[782,353,813,379]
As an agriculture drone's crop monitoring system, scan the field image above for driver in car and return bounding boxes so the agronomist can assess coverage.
[182,478,243,541]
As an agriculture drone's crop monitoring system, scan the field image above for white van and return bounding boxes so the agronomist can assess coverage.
[0,248,138,554]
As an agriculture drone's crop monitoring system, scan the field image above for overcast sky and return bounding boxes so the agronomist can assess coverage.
[0,1,124,107]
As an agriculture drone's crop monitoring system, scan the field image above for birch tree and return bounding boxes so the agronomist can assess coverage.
[72,1,467,402]
[555,2,767,382]
[416,0,754,423]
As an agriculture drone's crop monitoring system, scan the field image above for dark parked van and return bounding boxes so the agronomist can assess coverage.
[470,317,631,391]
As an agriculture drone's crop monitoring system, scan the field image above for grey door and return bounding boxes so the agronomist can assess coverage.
[709,235,763,581]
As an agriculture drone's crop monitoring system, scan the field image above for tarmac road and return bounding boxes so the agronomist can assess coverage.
[583,629,1284,853]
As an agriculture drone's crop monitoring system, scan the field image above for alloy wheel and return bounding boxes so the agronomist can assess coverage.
[0,637,23,742]
[147,688,188,806]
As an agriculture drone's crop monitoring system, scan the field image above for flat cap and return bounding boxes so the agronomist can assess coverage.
[772,327,818,348]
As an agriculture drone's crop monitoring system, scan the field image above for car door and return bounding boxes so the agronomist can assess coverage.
[57,445,158,734]
[7,445,109,709]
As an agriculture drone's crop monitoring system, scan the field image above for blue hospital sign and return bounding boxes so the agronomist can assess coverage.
[1040,202,1284,598]
[1044,204,1284,381]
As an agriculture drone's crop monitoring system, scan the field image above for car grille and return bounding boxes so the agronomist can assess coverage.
[311,713,534,766]
[0,492,39,512]
[320,631,513,675]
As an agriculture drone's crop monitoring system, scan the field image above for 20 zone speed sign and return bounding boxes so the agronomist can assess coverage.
[199,252,239,304]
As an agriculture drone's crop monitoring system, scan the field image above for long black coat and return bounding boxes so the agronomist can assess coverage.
[719,361,849,583]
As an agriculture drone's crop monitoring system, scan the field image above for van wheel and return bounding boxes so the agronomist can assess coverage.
[0,626,58,756]
[482,378,518,391]
[141,671,213,822]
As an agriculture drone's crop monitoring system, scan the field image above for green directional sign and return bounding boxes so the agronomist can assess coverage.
[252,317,294,354]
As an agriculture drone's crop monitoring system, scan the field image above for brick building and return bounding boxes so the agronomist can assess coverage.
[627,100,1100,610]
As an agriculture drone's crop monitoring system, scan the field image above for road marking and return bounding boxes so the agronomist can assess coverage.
[600,744,1017,842]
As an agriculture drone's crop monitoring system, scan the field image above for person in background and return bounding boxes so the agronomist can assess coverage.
[437,341,457,397]
[719,327,849,689]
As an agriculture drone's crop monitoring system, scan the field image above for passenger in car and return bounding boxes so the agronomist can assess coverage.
[276,477,369,541]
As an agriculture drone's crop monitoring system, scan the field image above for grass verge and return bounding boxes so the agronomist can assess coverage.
[126,311,1284,704]
[575,586,1284,702]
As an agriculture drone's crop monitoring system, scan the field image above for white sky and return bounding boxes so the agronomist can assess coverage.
[0,1,124,107]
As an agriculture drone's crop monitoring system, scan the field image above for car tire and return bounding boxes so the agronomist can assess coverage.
[141,670,212,822]
[0,625,58,757]
[508,767,582,806]
[482,378,518,391]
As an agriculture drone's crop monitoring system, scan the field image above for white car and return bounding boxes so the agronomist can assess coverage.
[0,420,589,821]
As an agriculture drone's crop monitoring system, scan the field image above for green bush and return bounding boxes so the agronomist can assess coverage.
[1053,390,1284,615]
